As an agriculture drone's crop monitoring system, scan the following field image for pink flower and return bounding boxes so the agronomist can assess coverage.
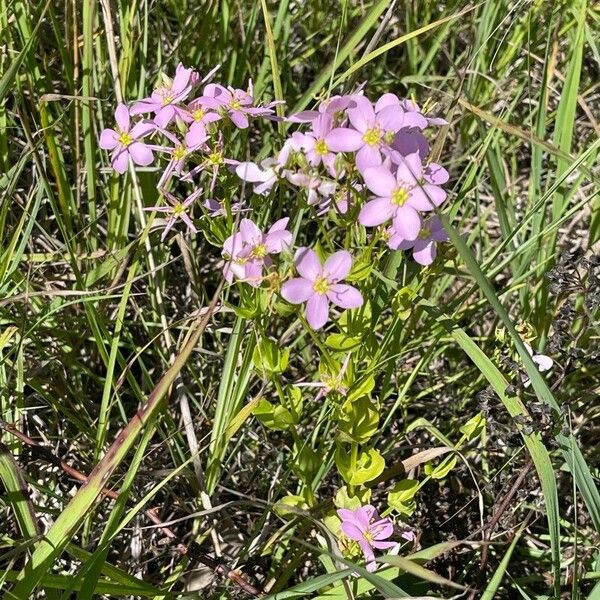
[281,248,363,329]
[325,96,406,173]
[286,172,336,207]
[183,135,235,191]
[222,218,291,286]
[293,113,346,176]
[287,93,362,123]
[143,188,202,241]
[222,231,247,283]
[238,218,292,286]
[522,343,553,388]
[130,63,195,127]
[337,505,396,572]
[388,215,448,265]
[380,96,446,159]
[204,198,248,217]
[235,160,280,195]
[359,153,446,241]
[99,103,155,174]
[157,129,208,187]
[203,82,278,129]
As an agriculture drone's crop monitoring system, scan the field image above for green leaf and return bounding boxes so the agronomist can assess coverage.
[388,479,419,516]
[0,443,40,540]
[325,332,362,352]
[378,555,466,590]
[346,375,375,403]
[253,398,295,430]
[337,397,379,444]
[253,337,289,374]
[425,455,458,479]
[335,446,385,486]
[334,485,371,510]
[460,412,486,441]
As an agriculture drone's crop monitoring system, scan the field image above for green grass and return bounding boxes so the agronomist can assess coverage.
[1,0,600,598]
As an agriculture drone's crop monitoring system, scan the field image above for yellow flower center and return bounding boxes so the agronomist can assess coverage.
[192,108,205,121]
[313,276,330,295]
[418,227,431,239]
[251,243,268,259]
[362,127,381,146]
[173,145,188,160]
[230,99,242,110]
[159,90,174,105]
[173,203,185,216]
[208,151,223,165]
[391,187,409,206]
[363,531,374,543]
[315,139,329,155]
[118,131,133,146]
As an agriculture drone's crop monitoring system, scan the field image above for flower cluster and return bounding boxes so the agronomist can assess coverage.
[237,91,451,263]
[100,68,451,323]
[99,63,280,235]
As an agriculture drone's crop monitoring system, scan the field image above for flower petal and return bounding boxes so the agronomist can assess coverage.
[372,540,397,550]
[230,110,249,129]
[115,103,130,132]
[239,219,262,245]
[130,121,156,139]
[265,230,291,253]
[375,93,400,113]
[245,261,263,286]
[172,63,193,94]
[412,240,436,265]
[347,95,374,132]
[269,217,290,233]
[340,522,366,541]
[186,122,208,148]
[112,148,129,174]
[376,105,404,132]
[326,128,363,152]
[424,163,449,185]
[392,130,429,158]
[223,232,244,257]
[295,247,321,280]
[362,166,396,197]
[128,142,154,166]
[236,161,268,183]
[328,284,363,309]
[153,105,174,127]
[392,206,421,241]
[281,278,314,304]
[359,197,394,227]
[533,354,553,371]
[305,294,329,329]
[323,250,352,281]
[99,128,119,150]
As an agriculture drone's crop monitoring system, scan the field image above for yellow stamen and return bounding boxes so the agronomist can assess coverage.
[207,151,223,165]
[118,131,133,146]
[251,243,268,259]
[313,276,330,295]
[418,227,431,239]
[192,108,205,121]
[362,127,381,146]
[391,187,409,206]
[315,139,329,156]
[173,146,188,160]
